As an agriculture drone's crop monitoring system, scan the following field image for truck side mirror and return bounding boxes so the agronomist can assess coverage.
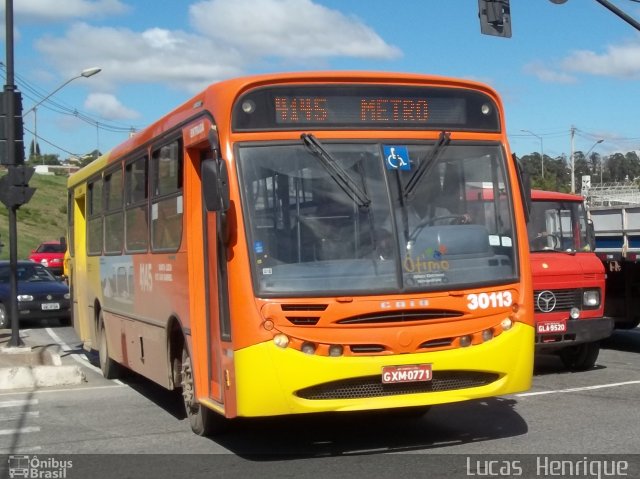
[587,219,596,251]
[514,155,532,223]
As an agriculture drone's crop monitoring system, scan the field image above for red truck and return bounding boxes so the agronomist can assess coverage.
[528,190,613,370]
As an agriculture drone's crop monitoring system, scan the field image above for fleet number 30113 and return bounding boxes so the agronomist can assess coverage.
[467,291,513,310]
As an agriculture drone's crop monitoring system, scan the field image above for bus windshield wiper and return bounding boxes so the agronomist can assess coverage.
[403,131,450,201]
[301,133,371,208]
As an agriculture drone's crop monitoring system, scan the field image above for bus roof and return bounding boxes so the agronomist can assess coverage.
[67,71,504,187]
[531,189,584,203]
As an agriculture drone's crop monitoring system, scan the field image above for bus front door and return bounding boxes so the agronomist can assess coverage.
[200,150,228,405]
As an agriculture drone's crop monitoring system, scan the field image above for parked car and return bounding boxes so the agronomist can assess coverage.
[28,240,67,276]
[0,260,71,329]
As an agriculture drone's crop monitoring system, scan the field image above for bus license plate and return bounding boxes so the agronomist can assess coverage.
[41,303,60,311]
[537,320,566,334]
[382,364,432,384]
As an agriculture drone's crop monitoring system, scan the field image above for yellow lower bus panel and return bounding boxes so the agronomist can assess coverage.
[234,322,534,417]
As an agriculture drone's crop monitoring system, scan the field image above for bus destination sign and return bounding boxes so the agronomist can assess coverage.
[232,85,500,132]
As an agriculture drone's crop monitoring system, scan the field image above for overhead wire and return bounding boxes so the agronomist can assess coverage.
[0,66,143,135]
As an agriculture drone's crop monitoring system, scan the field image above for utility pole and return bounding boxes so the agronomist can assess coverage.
[1,0,35,347]
[570,126,576,193]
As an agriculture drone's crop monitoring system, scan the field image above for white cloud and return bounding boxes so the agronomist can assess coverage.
[35,23,245,93]
[523,61,576,84]
[9,0,128,21]
[84,92,140,120]
[561,41,640,78]
[189,0,401,60]
[33,0,401,95]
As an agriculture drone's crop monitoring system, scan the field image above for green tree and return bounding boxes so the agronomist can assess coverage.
[28,139,41,162]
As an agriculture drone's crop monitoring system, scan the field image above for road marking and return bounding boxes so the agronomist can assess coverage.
[45,327,126,385]
[517,380,640,397]
[0,384,124,398]
[45,327,104,375]
[0,427,40,436]
[0,445,42,453]
[0,411,39,422]
[0,399,38,408]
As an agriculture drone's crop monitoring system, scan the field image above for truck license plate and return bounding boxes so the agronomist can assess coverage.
[382,364,432,384]
[537,320,566,334]
[41,303,60,311]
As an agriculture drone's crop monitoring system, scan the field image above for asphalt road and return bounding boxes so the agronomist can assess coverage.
[1,322,638,479]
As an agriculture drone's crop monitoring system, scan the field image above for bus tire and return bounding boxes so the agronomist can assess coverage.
[180,346,226,436]
[559,342,600,371]
[98,313,122,380]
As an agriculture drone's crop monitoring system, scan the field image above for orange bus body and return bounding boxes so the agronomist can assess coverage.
[67,71,534,435]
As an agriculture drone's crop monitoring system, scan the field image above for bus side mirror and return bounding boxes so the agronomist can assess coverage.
[201,159,229,212]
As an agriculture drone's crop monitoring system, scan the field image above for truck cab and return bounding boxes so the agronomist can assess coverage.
[528,190,613,370]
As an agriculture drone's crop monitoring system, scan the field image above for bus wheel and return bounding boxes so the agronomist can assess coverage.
[559,342,600,371]
[98,314,121,379]
[180,346,226,436]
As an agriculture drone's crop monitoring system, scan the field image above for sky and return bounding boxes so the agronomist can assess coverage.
[2,0,640,163]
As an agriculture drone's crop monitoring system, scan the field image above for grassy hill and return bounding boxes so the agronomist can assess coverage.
[0,172,68,260]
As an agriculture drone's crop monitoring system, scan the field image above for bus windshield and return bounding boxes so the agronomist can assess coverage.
[528,200,589,253]
[238,141,516,295]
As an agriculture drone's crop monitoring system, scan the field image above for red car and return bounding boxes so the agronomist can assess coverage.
[29,241,67,276]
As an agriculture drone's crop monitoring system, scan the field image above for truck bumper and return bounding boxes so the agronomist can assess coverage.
[535,317,614,351]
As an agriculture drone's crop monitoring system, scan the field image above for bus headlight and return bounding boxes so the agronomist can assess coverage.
[459,335,472,347]
[273,334,289,348]
[570,307,581,319]
[301,342,316,355]
[583,290,600,308]
[328,345,344,357]
[482,329,494,342]
[500,318,513,331]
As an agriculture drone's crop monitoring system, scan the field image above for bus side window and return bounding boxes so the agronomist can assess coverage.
[151,141,183,251]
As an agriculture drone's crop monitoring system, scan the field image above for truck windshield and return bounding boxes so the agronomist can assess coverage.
[527,200,589,253]
[237,141,517,296]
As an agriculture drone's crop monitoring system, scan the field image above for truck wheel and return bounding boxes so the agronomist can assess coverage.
[560,342,601,371]
[615,318,640,330]
[180,345,227,436]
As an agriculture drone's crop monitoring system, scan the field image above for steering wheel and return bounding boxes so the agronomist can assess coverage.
[428,214,469,226]
[535,233,561,249]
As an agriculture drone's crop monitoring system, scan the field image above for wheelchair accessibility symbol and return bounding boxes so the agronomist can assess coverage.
[384,145,411,170]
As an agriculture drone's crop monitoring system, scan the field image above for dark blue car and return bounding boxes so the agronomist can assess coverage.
[0,260,71,329]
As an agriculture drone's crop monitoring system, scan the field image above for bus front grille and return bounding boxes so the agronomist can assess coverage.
[295,371,499,400]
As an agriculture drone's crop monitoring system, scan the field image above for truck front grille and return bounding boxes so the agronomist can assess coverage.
[534,289,579,313]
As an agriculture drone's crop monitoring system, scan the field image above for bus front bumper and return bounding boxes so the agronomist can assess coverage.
[232,322,534,417]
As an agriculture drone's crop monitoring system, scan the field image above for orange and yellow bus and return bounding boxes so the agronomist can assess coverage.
[67,71,534,435]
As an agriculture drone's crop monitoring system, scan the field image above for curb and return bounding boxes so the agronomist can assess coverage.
[0,364,87,390]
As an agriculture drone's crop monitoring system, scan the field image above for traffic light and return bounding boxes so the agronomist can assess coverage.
[0,164,36,207]
[0,90,25,166]
[478,0,512,38]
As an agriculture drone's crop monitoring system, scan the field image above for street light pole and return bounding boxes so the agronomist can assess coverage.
[583,139,604,183]
[22,67,101,165]
[521,129,544,178]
